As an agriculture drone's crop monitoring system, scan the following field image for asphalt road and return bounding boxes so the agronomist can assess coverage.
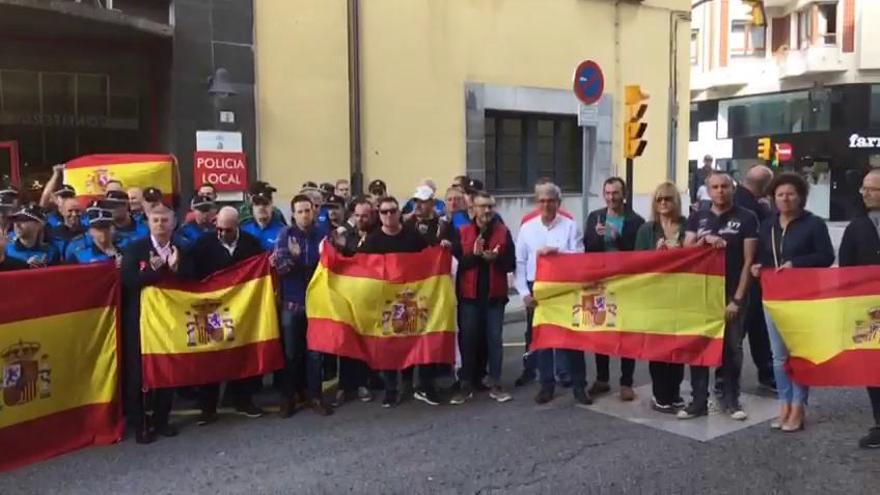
[2,320,879,494]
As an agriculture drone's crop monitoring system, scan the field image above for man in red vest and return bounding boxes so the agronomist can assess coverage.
[449,191,515,404]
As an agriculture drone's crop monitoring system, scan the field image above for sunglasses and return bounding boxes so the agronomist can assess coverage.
[379,208,399,215]
[655,196,674,203]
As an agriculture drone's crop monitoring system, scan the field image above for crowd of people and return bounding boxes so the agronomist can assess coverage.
[1,165,879,451]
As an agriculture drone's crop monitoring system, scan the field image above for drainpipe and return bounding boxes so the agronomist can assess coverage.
[347,0,364,195]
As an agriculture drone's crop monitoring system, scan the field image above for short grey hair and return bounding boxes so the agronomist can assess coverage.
[535,182,562,200]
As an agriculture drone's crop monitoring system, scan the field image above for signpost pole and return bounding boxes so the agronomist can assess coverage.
[625,157,634,213]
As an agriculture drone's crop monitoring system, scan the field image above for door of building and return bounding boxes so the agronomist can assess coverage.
[0,141,21,188]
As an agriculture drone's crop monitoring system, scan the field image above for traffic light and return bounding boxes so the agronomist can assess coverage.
[624,85,648,160]
[742,1,766,27]
[757,137,772,161]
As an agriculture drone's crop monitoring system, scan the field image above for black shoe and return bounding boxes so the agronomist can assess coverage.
[278,400,297,419]
[196,411,218,426]
[534,387,554,404]
[414,389,442,406]
[515,372,536,387]
[235,402,265,418]
[155,423,179,438]
[651,396,675,414]
[573,388,593,406]
[382,390,399,408]
[473,379,491,392]
[135,428,155,444]
[588,381,611,397]
[676,402,708,420]
[758,379,778,394]
[858,427,880,449]
[672,396,686,409]
[310,399,334,416]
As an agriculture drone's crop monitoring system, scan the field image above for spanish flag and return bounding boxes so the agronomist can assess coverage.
[307,245,456,370]
[532,248,726,366]
[140,254,284,388]
[762,267,880,386]
[0,263,123,473]
[64,154,177,203]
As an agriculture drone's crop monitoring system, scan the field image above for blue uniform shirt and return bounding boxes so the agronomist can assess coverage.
[68,242,121,264]
[113,219,149,249]
[46,212,63,229]
[241,218,285,252]
[5,238,61,266]
[177,222,215,249]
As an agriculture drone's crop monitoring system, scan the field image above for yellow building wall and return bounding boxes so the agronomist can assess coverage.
[256,0,691,200]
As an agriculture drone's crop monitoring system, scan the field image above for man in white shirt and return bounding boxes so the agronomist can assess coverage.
[514,182,591,405]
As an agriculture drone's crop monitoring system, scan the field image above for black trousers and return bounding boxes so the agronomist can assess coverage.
[744,284,773,384]
[596,355,636,387]
[199,377,261,414]
[868,387,880,425]
[649,361,684,405]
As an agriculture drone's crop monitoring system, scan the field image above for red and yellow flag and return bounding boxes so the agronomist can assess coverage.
[307,245,456,370]
[140,255,284,388]
[762,267,880,386]
[532,248,726,366]
[64,154,177,203]
[0,264,123,473]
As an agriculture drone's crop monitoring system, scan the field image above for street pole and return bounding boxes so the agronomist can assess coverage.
[625,157,633,213]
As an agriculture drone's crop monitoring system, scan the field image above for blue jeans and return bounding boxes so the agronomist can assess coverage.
[459,300,505,385]
[538,349,586,390]
[764,308,809,406]
[281,306,324,400]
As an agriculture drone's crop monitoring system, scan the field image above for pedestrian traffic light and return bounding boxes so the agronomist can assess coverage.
[624,85,648,160]
[757,137,771,161]
[742,1,766,27]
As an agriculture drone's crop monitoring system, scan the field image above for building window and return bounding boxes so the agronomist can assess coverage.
[691,29,700,65]
[817,2,838,46]
[730,21,766,57]
[484,111,582,194]
[690,103,699,142]
[717,90,832,139]
[797,8,812,49]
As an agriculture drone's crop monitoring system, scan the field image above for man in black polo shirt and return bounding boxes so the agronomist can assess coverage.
[733,165,776,393]
[679,172,757,421]
[359,196,436,407]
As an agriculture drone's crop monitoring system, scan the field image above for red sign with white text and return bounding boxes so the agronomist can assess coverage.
[193,151,248,191]
[776,143,793,162]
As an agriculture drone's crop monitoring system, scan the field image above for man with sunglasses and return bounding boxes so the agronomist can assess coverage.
[360,196,434,407]
[583,177,645,402]
[190,206,268,424]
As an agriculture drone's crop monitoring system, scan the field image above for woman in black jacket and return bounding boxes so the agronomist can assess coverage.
[751,173,835,433]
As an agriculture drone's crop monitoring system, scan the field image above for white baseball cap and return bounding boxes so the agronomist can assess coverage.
[413,185,434,201]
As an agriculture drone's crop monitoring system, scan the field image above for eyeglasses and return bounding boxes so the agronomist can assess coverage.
[655,196,674,203]
[379,208,399,215]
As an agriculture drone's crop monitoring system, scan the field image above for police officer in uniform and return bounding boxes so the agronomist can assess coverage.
[45,184,77,229]
[46,196,84,256]
[177,194,217,248]
[120,204,180,443]
[240,189,285,252]
[103,190,149,249]
[68,208,123,265]
[4,205,61,268]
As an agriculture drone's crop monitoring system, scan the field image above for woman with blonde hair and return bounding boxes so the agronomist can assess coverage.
[635,182,687,413]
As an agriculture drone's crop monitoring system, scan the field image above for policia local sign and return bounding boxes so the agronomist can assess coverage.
[193,131,249,192]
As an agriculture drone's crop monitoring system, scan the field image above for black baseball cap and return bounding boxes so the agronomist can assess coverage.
[465,178,485,194]
[54,184,76,198]
[250,181,277,195]
[301,181,319,190]
[251,190,273,205]
[11,204,46,224]
[143,187,163,203]
[368,179,387,194]
[191,194,216,212]
[86,207,114,228]
[101,190,129,208]
[324,193,345,207]
[320,182,335,194]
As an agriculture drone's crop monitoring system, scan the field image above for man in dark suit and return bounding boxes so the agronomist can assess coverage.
[583,177,645,401]
[120,204,181,444]
[190,206,267,425]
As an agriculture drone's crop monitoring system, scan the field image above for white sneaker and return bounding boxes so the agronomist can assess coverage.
[357,386,373,402]
[730,409,748,421]
[489,386,512,403]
